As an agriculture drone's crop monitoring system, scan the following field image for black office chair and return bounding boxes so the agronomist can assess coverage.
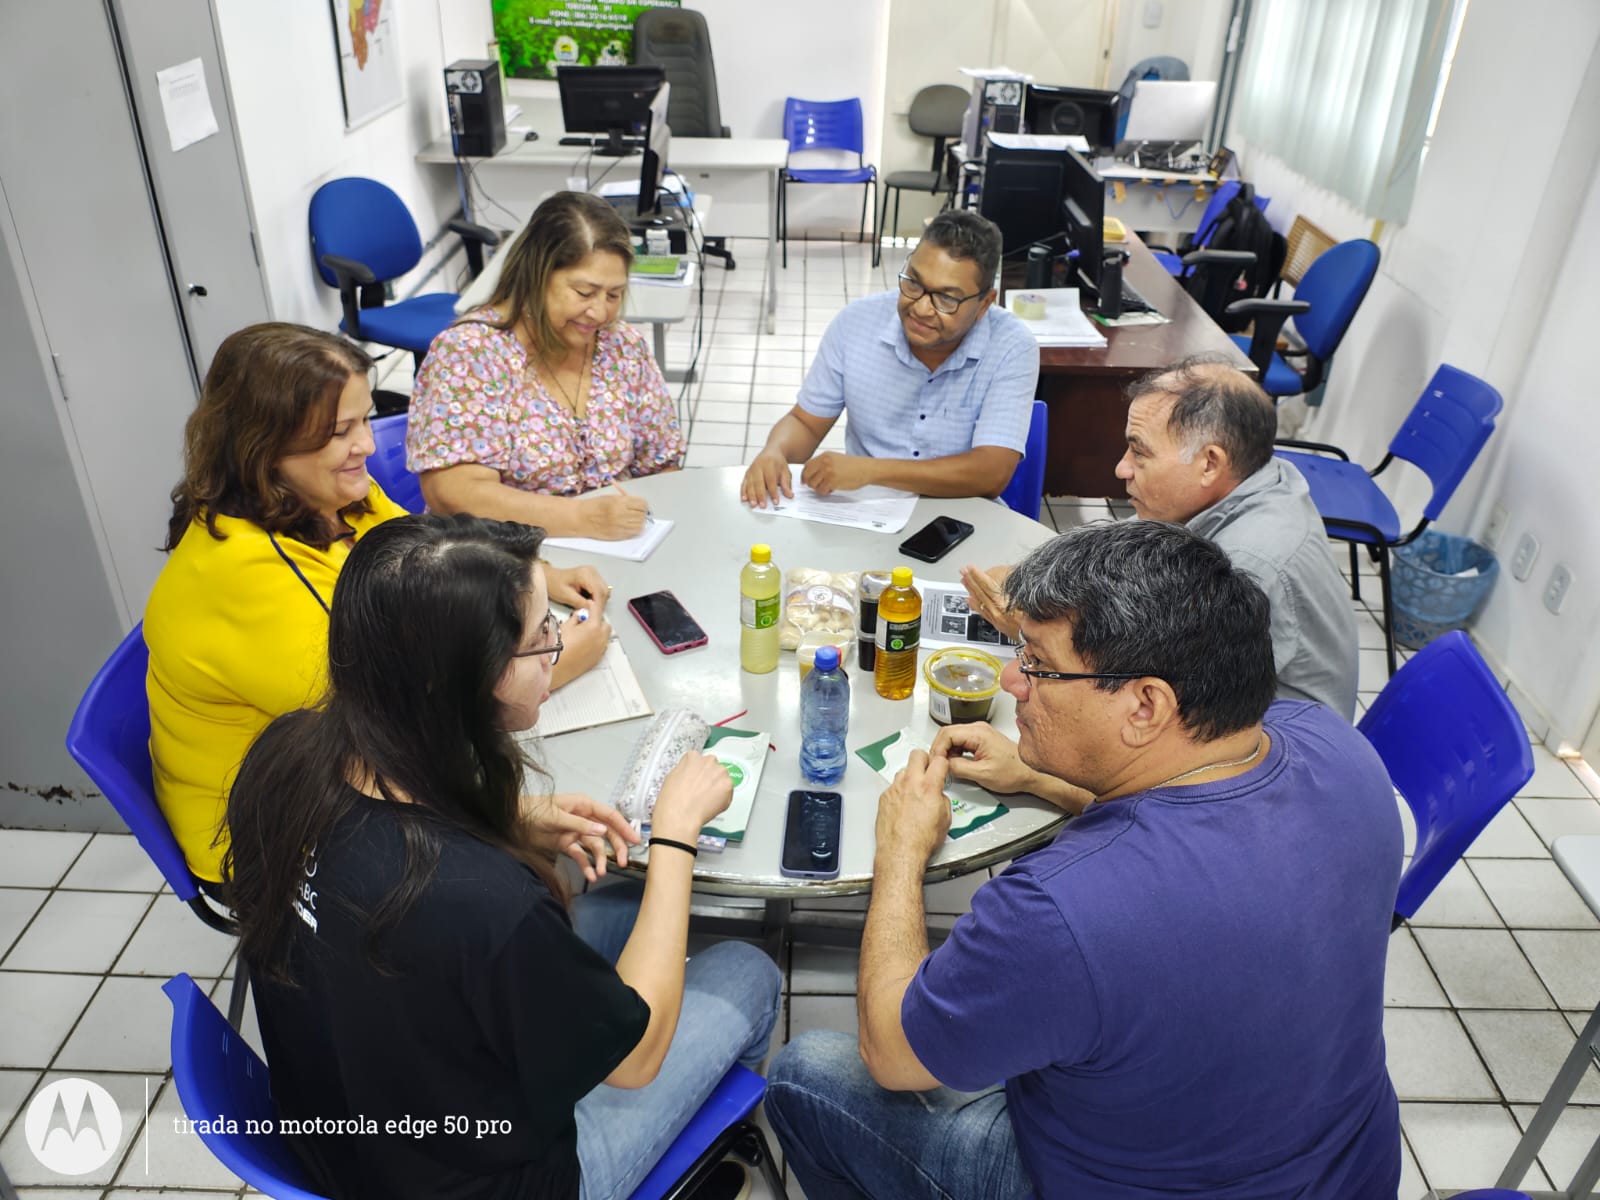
[633,7,735,269]
[877,84,968,264]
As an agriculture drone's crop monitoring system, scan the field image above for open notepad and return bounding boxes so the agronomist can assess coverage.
[532,639,652,737]
[545,517,675,563]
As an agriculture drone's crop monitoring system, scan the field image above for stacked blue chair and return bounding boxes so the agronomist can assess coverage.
[1275,363,1501,674]
[1358,631,1533,928]
[367,413,424,513]
[65,626,251,1029]
[779,97,878,268]
[1147,180,1270,275]
[999,401,1049,521]
[164,973,785,1200]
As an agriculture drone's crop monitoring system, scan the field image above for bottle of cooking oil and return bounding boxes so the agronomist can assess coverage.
[739,543,781,673]
[874,566,921,700]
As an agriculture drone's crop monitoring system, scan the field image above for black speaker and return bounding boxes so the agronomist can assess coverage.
[444,59,506,159]
[1024,85,1120,154]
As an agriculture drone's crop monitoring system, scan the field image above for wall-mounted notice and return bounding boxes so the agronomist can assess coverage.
[154,59,219,153]
[492,0,681,81]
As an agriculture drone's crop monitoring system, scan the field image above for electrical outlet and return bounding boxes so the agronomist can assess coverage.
[1512,532,1540,582]
[1483,505,1509,552]
[1544,564,1573,615]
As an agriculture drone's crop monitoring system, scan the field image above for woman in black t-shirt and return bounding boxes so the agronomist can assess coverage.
[224,513,781,1200]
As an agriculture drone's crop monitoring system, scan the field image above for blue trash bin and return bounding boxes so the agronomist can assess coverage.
[1390,529,1499,650]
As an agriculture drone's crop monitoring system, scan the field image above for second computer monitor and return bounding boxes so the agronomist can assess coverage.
[637,81,671,215]
[1024,85,1120,154]
[556,64,667,156]
[1059,148,1106,296]
[1121,80,1218,148]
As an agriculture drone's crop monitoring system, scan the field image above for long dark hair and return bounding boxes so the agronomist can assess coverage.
[224,513,562,981]
[164,323,374,552]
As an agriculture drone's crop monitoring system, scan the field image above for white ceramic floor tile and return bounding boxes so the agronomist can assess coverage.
[1517,797,1600,848]
[0,971,100,1069]
[112,894,238,979]
[694,400,752,425]
[1413,928,1552,1009]
[54,976,174,1075]
[1470,859,1599,929]
[1398,1133,1427,1200]
[750,385,799,406]
[0,830,90,888]
[789,945,859,995]
[923,871,986,915]
[1386,928,1448,1007]
[754,366,802,386]
[1462,804,1547,859]
[1383,1008,1497,1101]
[58,833,166,893]
[1516,930,1600,1010]
[1400,1102,1548,1192]
[0,1069,148,1187]
[688,420,747,447]
[785,994,859,1043]
[0,1067,42,1141]
[3,890,151,974]
[1511,1102,1600,1191]
[1522,748,1596,799]
[119,1079,243,1191]
[701,363,755,384]
[0,887,48,959]
[15,1190,102,1199]
[1462,1009,1600,1103]
[105,1191,234,1199]
[1406,861,1504,928]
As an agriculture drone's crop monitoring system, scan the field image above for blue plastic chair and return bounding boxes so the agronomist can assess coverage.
[368,412,424,513]
[1276,363,1502,675]
[65,626,250,1029]
[999,400,1048,521]
[779,97,878,268]
[309,178,496,368]
[1359,631,1534,928]
[1228,239,1380,399]
[164,973,785,1200]
[1149,181,1270,275]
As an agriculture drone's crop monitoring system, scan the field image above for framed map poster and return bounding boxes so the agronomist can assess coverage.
[331,0,404,129]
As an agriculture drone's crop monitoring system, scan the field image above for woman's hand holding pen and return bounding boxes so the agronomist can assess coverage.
[584,491,651,539]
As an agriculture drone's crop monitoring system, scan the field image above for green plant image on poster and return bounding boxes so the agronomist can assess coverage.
[492,0,681,81]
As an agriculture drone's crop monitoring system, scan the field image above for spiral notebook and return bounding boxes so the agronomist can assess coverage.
[545,517,675,562]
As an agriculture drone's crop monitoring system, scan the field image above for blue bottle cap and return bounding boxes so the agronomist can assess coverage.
[814,645,840,673]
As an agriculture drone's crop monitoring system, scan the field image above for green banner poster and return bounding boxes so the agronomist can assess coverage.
[493,0,682,81]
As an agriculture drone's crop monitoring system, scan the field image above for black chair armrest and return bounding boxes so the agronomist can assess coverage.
[447,218,500,279]
[319,253,376,336]
[1182,248,1256,268]
[1225,296,1310,376]
[1274,436,1350,461]
[1146,241,1176,256]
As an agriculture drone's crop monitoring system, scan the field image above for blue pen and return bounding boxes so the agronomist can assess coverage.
[575,610,590,624]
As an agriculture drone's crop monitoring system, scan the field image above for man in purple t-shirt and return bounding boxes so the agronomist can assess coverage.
[763,520,1403,1200]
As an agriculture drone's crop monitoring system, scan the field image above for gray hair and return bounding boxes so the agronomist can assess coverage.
[920,209,1002,292]
[1004,521,1277,741]
[1125,355,1276,479]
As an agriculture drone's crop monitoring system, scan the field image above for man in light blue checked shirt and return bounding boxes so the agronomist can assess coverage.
[741,211,1040,505]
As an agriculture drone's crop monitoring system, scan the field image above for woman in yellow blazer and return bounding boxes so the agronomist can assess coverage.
[145,323,614,884]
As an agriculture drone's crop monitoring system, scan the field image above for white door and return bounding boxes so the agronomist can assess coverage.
[111,0,272,378]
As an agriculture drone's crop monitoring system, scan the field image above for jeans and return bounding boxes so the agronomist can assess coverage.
[764,1030,1034,1200]
[571,884,783,1200]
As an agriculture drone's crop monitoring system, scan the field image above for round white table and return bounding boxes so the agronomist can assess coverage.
[534,466,1067,905]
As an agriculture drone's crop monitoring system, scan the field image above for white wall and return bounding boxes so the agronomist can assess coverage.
[1107,0,1231,90]
[1226,0,1600,745]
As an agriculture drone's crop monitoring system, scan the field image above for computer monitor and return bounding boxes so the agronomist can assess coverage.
[1024,85,1120,154]
[1121,80,1218,148]
[1058,148,1107,295]
[980,140,1070,258]
[555,65,667,156]
[637,81,671,216]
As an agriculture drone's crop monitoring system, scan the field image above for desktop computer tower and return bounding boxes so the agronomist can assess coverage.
[980,78,1024,139]
[444,59,506,159]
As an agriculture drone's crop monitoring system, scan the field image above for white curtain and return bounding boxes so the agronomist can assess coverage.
[1232,0,1455,222]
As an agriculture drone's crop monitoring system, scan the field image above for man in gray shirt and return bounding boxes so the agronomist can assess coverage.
[1112,357,1358,717]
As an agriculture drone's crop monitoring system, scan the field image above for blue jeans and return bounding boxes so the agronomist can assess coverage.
[571,884,783,1200]
[764,1030,1035,1200]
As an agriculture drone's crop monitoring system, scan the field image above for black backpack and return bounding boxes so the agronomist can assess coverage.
[1182,184,1286,332]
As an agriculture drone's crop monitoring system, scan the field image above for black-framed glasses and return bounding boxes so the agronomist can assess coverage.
[1014,647,1157,685]
[897,270,986,316]
[513,611,563,666]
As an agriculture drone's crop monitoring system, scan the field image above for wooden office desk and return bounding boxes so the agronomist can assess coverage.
[1033,231,1256,498]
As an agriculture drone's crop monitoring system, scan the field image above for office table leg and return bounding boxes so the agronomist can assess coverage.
[1497,999,1600,1191]
[765,168,778,335]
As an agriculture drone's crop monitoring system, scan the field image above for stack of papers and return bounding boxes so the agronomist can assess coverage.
[765,467,919,533]
[527,640,651,738]
[1008,288,1107,348]
[546,517,674,562]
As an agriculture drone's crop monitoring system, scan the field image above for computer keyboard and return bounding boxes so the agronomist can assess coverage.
[558,135,598,147]
[1119,279,1153,314]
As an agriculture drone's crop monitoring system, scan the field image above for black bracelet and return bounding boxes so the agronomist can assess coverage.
[648,835,699,859]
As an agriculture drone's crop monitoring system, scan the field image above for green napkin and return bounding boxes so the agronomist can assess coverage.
[854,730,1009,838]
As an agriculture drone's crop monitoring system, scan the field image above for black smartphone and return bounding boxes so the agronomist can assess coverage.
[898,516,976,564]
[780,790,842,880]
[627,590,708,654]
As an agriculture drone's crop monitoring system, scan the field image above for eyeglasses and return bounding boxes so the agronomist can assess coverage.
[897,270,986,316]
[1014,647,1158,686]
[512,611,563,667]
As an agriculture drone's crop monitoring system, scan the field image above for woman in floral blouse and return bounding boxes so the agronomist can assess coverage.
[408,191,685,540]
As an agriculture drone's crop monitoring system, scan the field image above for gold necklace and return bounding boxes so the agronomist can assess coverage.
[1148,734,1266,791]
[537,345,593,417]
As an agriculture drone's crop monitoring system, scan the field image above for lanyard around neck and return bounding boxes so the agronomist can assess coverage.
[267,531,332,615]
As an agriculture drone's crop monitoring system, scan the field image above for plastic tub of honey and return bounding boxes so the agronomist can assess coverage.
[923,647,1003,725]
[798,631,855,678]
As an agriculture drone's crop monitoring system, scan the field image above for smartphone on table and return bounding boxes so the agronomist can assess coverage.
[780,789,842,880]
[627,590,708,654]
[898,516,976,564]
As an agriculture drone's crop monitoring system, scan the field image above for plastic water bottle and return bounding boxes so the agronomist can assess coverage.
[800,644,850,785]
[740,543,780,674]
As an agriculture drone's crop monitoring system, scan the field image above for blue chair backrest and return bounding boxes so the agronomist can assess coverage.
[65,624,203,902]
[1191,182,1270,249]
[1359,631,1533,920]
[368,412,424,513]
[1292,239,1379,361]
[999,400,1048,521]
[308,178,424,290]
[1387,363,1502,522]
[783,97,865,157]
[163,974,332,1200]
[627,1065,767,1200]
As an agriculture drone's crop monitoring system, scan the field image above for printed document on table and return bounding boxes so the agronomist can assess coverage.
[989,131,1091,154]
[531,640,652,737]
[765,467,919,533]
[546,517,674,562]
[1008,288,1107,348]
[917,578,1018,657]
